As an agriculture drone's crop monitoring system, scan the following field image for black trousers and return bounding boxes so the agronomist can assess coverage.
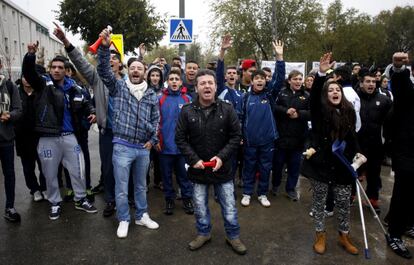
[388,169,414,238]
[20,152,46,194]
[362,148,384,200]
[0,145,15,208]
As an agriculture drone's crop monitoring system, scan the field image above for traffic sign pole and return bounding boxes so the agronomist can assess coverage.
[179,0,185,59]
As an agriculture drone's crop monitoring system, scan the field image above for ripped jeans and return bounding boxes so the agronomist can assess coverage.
[193,180,240,239]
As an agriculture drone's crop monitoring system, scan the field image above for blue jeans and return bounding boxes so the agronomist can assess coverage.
[159,154,193,200]
[272,148,302,192]
[193,181,240,239]
[113,144,150,222]
[242,143,274,196]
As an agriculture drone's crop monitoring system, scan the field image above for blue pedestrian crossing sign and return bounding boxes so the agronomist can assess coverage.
[170,19,193,44]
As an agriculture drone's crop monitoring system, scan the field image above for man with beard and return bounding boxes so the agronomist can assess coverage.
[97,28,160,238]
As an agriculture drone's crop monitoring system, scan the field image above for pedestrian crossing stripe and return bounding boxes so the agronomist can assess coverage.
[170,19,193,44]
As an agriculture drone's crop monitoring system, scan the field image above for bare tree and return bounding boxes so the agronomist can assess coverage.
[0,17,15,80]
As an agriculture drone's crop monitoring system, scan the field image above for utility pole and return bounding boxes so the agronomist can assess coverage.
[271,0,277,41]
[179,0,185,60]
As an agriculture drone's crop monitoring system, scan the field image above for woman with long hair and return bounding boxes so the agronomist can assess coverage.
[301,53,366,255]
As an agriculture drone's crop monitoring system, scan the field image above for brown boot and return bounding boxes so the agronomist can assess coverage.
[188,235,211,251]
[338,232,358,255]
[313,231,326,254]
[225,237,247,255]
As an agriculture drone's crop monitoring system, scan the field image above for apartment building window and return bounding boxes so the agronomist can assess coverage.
[4,37,9,53]
[36,23,49,36]
[2,5,6,20]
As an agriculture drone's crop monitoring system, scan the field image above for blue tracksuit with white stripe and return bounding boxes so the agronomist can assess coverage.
[158,87,193,200]
[241,60,285,196]
[216,59,243,119]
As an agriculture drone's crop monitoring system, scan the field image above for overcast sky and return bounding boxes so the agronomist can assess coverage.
[9,0,414,50]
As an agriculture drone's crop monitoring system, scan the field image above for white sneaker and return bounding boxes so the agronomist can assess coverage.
[42,191,48,200]
[241,195,251,207]
[135,213,159,229]
[33,191,43,202]
[324,210,334,217]
[258,195,271,207]
[309,211,314,217]
[117,221,129,238]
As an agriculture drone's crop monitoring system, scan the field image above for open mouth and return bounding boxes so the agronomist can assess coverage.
[203,90,212,96]
[130,75,140,82]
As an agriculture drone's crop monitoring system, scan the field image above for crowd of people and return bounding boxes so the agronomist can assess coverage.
[0,24,413,259]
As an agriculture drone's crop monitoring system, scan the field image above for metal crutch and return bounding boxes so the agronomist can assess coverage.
[355,178,390,240]
[332,140,371,259]
[355,180,370,258]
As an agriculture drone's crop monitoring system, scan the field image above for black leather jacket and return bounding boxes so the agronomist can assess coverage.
[175,98,241,184]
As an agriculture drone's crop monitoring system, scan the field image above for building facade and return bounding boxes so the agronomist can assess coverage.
[0,0,63,81]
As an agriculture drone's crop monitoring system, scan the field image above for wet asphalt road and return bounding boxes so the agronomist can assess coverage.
[0,129,413,265]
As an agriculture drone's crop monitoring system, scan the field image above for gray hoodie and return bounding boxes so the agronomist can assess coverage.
[146,65,164,95]
[0,75,22,145]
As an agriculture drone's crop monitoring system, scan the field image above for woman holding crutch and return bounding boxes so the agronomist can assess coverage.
[301,52,366,255]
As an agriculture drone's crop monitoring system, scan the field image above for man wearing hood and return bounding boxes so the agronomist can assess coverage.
[97,28,160,239]
[147,65,164,95]
[146,65,164,189]
[22,43,97,220]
